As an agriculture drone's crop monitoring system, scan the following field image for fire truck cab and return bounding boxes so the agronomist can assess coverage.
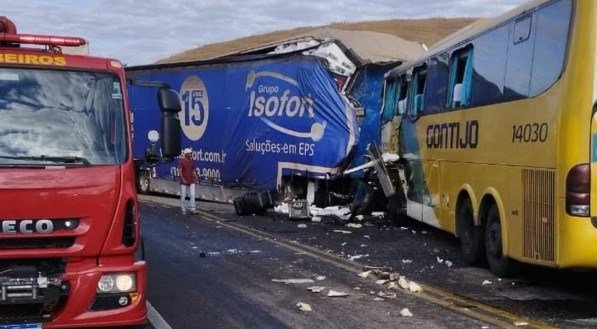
[0,17,181,327]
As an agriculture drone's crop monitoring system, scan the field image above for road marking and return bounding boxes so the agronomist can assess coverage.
[147,301,172,329]
[194,209,556,329]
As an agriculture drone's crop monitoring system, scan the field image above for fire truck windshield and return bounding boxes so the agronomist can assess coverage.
[0,67,127,166]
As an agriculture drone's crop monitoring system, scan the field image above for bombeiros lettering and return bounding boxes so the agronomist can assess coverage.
[0,219,54,234]
[0,53,66,66]
[426,120,479,149]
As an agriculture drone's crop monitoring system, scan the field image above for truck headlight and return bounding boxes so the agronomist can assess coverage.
[97,273,136,293]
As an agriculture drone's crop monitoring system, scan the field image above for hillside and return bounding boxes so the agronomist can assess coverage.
[158,18,477,64]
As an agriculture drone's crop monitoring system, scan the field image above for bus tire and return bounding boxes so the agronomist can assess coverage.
[136,172,150,195]
[458,198,485,265]
[485,204,515,277]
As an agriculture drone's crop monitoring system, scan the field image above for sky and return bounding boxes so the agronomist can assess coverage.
[3,0,528,66]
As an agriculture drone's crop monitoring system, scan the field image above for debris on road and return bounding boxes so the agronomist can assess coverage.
[310,205,351,220]
[445,260,453,267]
[316,276,326,281]
[274,203,290,214]
[349,254,369,261]
[513,321,529,327]
[311,216,322,223]
[334,230,352,234]
[327,290,349,297]
[400,308,413,317]
[346,223,362,229]
[364,235,371,239]
[402,259,413,264]
[377,291,397,299]
[437,257,444,264]
[398,276,409,290]
[388,282,399,289]
[296,302,312,312]
[371,212,385,218]
[408,281,423,293]
[376,279,388,285]
[297,224,307,229]
[307,286,326,293]
[355,215,365,221]
[272,278,315,284]
[482,280,492,285]
[250,250,262,254]
[358,270,372,278]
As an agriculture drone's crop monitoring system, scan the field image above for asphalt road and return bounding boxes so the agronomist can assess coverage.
[140,197,488,329]
[140,195,597,328]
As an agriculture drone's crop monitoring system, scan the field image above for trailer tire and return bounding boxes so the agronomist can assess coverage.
[136,172,150,195]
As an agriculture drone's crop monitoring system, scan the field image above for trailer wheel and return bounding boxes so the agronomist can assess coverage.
[457,198,485,265]
[136,172,150,195]
[485,204,516,277]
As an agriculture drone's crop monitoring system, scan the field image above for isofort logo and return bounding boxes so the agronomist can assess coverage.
[246,70,326,142]
[179,76,209,141]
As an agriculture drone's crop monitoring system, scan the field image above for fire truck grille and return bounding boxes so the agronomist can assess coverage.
[0,237,75,250]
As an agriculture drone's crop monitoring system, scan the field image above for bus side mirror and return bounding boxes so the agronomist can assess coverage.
[157,88,182,158]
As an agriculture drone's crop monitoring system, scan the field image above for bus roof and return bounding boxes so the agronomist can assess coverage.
[386,0,552,79]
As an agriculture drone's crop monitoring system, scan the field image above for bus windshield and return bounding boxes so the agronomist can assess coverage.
[0,67,126,166]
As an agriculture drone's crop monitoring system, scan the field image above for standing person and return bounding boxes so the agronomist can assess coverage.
[178,148,199,214]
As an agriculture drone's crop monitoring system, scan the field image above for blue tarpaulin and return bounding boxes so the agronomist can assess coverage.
[127,54,358,191]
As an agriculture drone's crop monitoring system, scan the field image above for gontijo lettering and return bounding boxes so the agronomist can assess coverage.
[0,53,66,66]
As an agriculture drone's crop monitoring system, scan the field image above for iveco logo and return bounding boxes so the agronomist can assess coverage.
[1,220,54,234]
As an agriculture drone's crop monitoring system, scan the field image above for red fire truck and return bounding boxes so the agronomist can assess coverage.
[0,17,181,327]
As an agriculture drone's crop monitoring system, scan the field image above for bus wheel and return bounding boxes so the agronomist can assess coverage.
[458,199,484,265]
[137,172,150,195]
[485,204,515,277]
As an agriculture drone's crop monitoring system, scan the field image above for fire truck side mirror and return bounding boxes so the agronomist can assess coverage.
[157,88,182,158]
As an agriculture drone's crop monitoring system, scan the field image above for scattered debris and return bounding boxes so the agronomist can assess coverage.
[327,290,349,297]
[353,287,361,290]
[341,242,347,246]
[445,260,453,267]
[358,270,372,278]
[373,297,384,301]
[349,254,368,261]
[376,272,390,280]
[311,216,322,223]
[346,223,362,229]
[408,281,423,293]
[227,249,241,254]
[398,276,409,290]
[388,282,399,289]
[355,215,365,221]
[421,230,428,235]
[371,212,385,218]
[375,279,388,285]
[377,291,397,299]
[482,280,492,286]
[363,266,392,272]
[310,205,351,220]
[400,308,413,317]
[316,276,326,281]
[402,259,413,264]
[250,250,262,254]
[437,257,444,264]
[400,227,409,231]
[513,321,529,327]
[207,252,220,256]
[297,224,307,229]
[411,230,417,235]
[274,203,290,215]
[272,278,315,284]
[389,273,400,281]
[334,230,352,234]
[307,286,326,293]
[363,235,371,239]
[296,302,312,312]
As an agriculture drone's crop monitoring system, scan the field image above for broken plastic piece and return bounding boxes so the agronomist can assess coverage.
[272,278,315,284]
[327,290,349,297]
[296,302,312,312]
[306,286,326,293]
[400,308,413,317]
[408,281,422,293]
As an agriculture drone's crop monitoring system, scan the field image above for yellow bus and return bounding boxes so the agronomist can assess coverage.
[381,0,596,276]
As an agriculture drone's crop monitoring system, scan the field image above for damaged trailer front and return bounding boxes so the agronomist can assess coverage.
[126,53,359,204]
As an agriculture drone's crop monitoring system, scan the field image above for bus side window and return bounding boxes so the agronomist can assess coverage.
[381,79,399,124]
[447,46,474,108]
[396,78,408,115]
[504,13,534,100]
[409,67,427,117]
